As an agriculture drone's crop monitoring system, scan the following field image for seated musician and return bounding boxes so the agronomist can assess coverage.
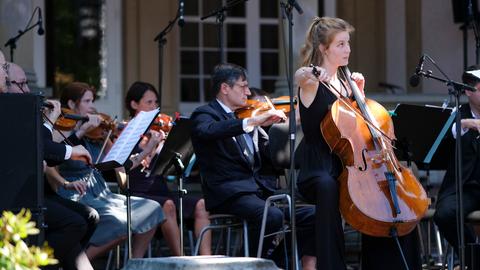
[434,65,480,269]
[46,82,178,259]
[124,81,211,255]
[190,62,316,269]
[2,60,98,270]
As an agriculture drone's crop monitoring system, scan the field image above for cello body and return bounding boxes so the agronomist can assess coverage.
[321,96,429,237]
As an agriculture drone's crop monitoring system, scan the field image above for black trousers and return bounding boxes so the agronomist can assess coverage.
[298,173,346,270]
[211,193,315,259]
[362,231,422,270]
[298,172,422,270]
[43,193,99,270]
[434,182,480,255]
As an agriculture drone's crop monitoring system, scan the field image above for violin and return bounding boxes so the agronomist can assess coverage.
[150,113,173,134]
[53,108,89,131]
[84,112,116,141]
[53,108,116,142]
[235,95,297,119]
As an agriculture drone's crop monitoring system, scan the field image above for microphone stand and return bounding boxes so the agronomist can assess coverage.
[416,55,475,270]
[122,159,134,260]
[159,152,187,255]
[461,0,480,67]
[4,7,42,62]
[153,10,180,107]
[201,0,248,63]
[280,1,302,269]
[470,10,480,65]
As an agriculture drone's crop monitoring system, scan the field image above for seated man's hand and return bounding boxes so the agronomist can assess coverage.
[247,109,287,127]
[71,145,93,165]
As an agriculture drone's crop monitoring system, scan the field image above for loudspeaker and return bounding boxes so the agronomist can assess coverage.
[452,0,479,24]
[0,94,44,242]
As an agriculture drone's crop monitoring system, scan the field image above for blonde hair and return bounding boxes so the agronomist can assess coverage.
[300,17,354,67]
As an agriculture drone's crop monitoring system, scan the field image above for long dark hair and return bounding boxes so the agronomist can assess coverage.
[125,81,158,117]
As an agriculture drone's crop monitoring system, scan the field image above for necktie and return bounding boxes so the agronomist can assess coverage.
[227,112,255,165]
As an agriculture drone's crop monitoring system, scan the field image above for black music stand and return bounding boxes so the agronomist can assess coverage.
[392,104,454,172]
[147,117,194,256]
[391,104,455,267]
[95,109,160,260]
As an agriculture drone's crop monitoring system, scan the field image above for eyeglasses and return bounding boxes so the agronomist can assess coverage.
[233,83,249,90]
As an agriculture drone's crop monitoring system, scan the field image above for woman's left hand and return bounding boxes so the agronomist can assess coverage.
[351,72,365,96]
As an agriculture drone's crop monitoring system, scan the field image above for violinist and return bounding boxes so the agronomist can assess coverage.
[2,62,98,270]
[49,82,166,259]
[295,17,421,270]
[125,81,211,255]
[191,63,316,269]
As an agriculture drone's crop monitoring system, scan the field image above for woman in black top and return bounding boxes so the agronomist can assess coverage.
[295,17,421,270]
[295,16,359,270]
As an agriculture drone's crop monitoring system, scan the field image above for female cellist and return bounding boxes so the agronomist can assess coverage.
[295,17,421,270]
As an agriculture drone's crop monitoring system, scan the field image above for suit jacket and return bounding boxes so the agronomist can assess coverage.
[42,125,67,167]
[42,125,83,166]
[437,103,480,202]
[191,100,273,210]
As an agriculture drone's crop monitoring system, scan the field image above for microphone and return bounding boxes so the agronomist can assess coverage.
[288,0,304,14]
[409,74,421,87]
[409,55,425,87]
[414,55,425,74]
[37,8,45,35]
[178,0,185,27]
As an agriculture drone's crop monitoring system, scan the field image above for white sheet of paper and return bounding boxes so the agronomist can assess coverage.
[101,108,160,166]
[466,70,480,80]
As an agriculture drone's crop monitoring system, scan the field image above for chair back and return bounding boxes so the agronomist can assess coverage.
[268,122,304,169]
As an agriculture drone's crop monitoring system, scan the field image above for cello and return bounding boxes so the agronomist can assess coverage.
[320,66,429,237]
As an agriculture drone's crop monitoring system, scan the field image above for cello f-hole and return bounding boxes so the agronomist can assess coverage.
[359,148,368,171]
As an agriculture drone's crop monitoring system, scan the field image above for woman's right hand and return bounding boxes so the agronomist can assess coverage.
[64,180,88,195]
[295,66,330,86]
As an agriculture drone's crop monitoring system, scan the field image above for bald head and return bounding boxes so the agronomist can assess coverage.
[5,62,30,93]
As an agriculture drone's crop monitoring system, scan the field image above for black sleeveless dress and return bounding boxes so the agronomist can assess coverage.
[297,81,348,270]
[298,82,343,185]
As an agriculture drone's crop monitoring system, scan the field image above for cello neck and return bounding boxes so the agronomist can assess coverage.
[341,66,383,142]
[341,66,366,110]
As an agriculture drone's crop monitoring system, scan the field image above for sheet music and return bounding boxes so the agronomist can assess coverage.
[101,108,160,166]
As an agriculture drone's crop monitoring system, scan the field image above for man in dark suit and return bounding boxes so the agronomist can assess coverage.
[191,63,316,269]
[434,65,480,266]
[3,62,98,270]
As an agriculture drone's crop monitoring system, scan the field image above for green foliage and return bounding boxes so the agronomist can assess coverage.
[0,209,57,270]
